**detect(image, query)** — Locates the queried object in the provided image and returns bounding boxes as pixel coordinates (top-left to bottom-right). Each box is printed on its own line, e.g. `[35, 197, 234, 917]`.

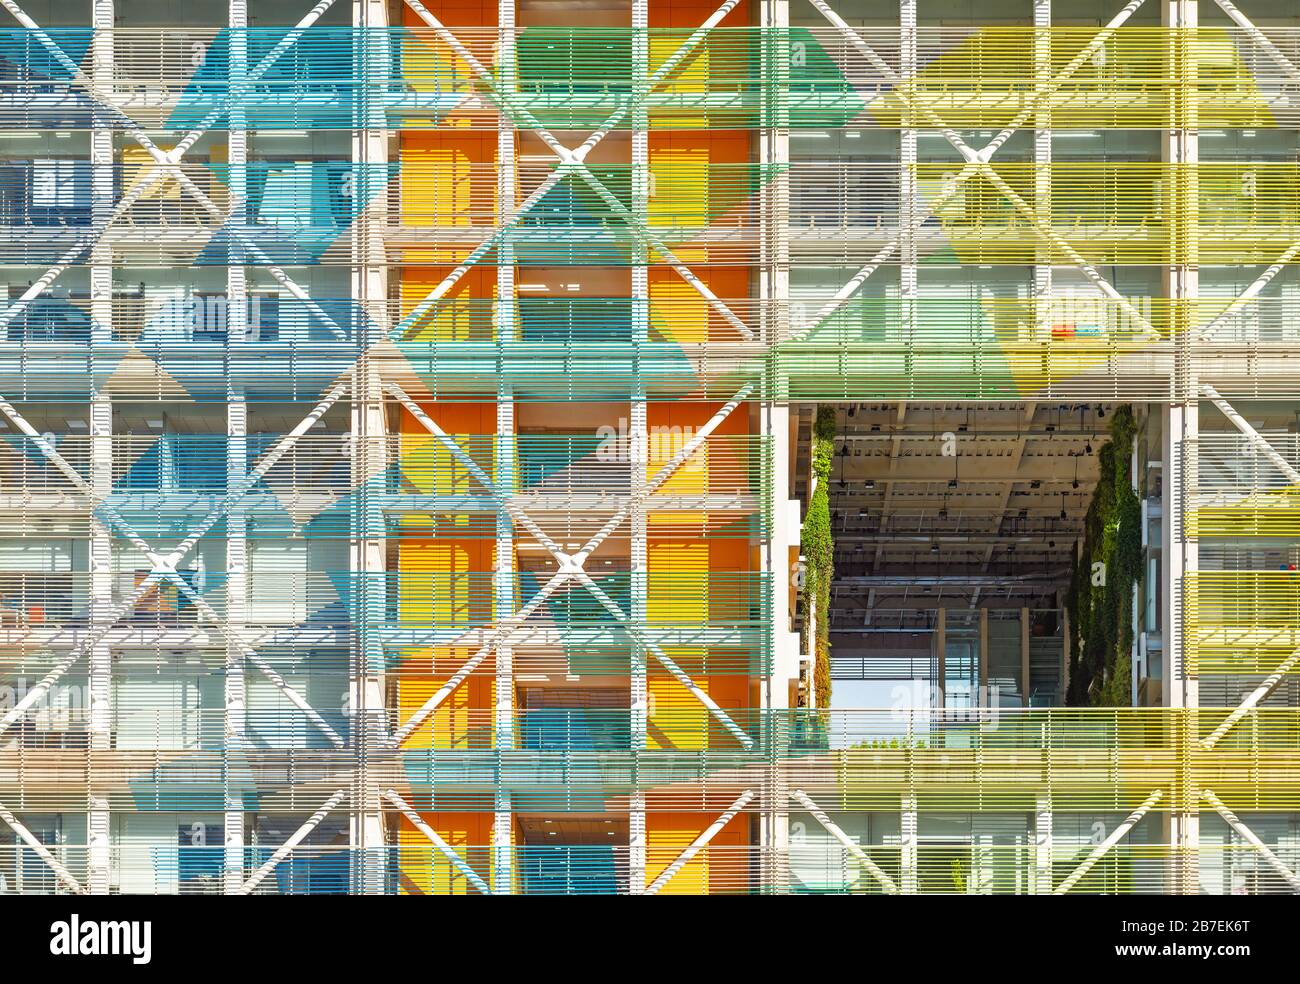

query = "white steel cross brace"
[1201, 385, 1300, 488]
[0, 799, 87, 894]
[383, 789, 494, 894]
[1197, 386, 1300, 749]
[0, 385, 348, 742]
[396, 0, 753, 341]
[237, 789, 348, 895]
[1192, 2, 1300, 342]
[0, 0, 349, 340]
[643, 789, 753, 894]
[1215, 0, 1300, 81]
[791, 788, 899, 894]
[1199, 645, 1300, 751]
[1052, 788, 1163, 894]
[796, 0, 1156, 342]
[384, 380, 755, 748]
[1202, 789, 1300, 893]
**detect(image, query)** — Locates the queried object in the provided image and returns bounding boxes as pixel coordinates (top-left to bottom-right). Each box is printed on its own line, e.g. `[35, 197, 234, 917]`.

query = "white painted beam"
[238, 790, 348, 895]
[644, 790, 754, 895]
[1053, 790, 1163, 894]
[0, 800, 85, 895]
[384, 790, 492, 895]
[1202, 789, 1300, 893]
[791, 789, 899, 894]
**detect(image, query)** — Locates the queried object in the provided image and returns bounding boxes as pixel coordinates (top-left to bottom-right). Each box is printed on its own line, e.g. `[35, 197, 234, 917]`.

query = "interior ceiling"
[518, 816, 628, 845]
[797, 402, 1112, 627]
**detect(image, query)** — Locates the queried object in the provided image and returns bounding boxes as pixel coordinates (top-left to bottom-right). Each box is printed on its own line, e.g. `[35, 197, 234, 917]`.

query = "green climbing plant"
[801, 405, 836, 708]
[1065, 405, 1143, 706]
[951, 858, 968, 894]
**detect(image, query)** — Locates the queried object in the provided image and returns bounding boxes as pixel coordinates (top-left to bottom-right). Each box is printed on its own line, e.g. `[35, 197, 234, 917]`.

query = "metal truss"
[0, 0, 772, 896]
[799, 0, 1158, 343]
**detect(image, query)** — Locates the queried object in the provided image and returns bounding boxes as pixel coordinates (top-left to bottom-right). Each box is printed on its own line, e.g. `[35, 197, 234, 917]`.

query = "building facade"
[0, 0, 1297, 894]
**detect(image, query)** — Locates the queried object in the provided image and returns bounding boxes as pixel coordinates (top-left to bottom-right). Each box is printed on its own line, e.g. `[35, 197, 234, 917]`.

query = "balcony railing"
[5, 27, 1300, 130]
[3, 841, 1292, 895]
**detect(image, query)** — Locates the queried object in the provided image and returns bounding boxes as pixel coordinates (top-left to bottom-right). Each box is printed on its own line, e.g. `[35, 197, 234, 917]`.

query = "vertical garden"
[1065, 405, 1143, 706]
[801, 406, 836, 707]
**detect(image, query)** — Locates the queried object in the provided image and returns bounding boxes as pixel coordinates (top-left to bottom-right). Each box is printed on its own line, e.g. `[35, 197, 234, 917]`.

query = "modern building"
[0, 0, 1297, 895]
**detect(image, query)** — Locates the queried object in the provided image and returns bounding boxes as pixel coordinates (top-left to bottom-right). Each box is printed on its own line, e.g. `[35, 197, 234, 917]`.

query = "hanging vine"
[800, 406, 836, 708]
[1065, 405, 1143, 706]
